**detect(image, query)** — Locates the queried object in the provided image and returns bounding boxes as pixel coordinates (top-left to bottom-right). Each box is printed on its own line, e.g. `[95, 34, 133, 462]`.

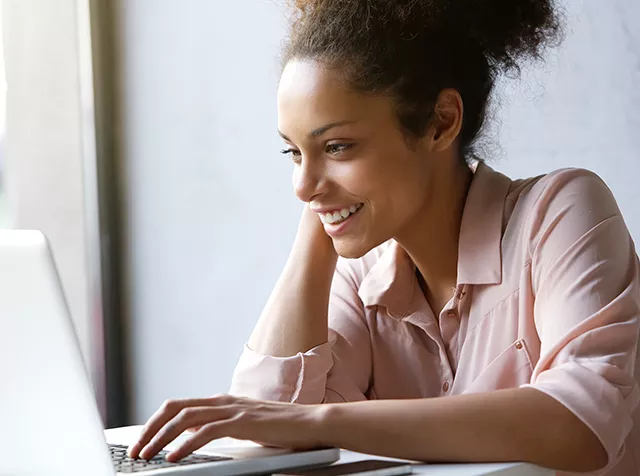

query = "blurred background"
[0, 0, 638, 429]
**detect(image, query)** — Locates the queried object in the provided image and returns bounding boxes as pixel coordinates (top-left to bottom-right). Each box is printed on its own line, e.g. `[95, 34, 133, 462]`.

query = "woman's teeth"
[320, 204, 363, 225]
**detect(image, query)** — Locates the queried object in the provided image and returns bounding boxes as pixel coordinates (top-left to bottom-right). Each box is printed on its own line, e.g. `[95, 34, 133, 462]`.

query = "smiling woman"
[131, 1, 640, 474]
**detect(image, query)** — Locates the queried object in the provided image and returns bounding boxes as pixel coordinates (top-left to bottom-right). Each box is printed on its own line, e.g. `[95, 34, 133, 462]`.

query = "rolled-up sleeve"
[523, 169, 640, 471]
[228, 257, 372, 404]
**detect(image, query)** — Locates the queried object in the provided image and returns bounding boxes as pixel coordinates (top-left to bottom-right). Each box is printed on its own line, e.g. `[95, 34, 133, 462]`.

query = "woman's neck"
[395, 160, 473, 316]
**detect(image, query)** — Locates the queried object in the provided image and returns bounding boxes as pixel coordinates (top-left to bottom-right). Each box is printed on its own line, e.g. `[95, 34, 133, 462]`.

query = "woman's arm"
[128, 387, 605, 472]
[229, 205, 373, 404]
[247, 205, 337, 358]
[318, 387, 607, 473]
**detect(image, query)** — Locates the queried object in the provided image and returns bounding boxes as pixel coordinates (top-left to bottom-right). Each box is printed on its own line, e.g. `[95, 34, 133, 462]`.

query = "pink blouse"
[229, 163, 640, 475]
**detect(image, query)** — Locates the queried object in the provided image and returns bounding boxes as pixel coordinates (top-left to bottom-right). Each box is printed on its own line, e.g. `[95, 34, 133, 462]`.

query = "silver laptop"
[0, 230, 340, 476]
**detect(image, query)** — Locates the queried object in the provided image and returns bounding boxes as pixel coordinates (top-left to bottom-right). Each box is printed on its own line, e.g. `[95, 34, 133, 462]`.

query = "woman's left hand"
[126, 394, 328, 462]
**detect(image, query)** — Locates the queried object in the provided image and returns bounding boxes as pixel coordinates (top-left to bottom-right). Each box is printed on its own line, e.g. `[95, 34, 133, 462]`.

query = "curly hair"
[282, 0, 563, 161]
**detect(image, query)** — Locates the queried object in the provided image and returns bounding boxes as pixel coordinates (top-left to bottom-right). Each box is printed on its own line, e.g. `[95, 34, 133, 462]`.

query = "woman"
[128, 0, 640, 474]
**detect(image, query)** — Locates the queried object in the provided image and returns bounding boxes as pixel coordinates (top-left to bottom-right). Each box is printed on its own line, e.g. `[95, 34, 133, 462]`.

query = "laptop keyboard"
[110, 443, 232, 473]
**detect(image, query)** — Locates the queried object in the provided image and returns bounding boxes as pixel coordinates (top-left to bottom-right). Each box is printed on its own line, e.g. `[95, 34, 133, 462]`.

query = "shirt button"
[515, 341, 523, 350]
[447, 310, 457, 318]
[442, 381, 450, 392]
[457, 291, 466, 300]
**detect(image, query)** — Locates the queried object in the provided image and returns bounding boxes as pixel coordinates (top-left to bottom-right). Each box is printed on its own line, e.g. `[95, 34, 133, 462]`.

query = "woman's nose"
[293, 157, 326, 202]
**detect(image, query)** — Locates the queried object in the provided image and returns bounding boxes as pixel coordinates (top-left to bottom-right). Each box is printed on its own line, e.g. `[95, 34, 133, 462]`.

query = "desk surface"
[105, 427, 553, 476]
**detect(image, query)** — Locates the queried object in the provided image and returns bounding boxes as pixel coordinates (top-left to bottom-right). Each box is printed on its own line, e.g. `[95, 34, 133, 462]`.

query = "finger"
[139, 407, 223, 460]
[165, 420, 234, 462]
[139, 406, 232, 460]
[128, 398, 221, 458]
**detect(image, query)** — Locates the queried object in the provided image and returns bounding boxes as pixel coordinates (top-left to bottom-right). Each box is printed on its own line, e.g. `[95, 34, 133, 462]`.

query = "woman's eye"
[326, 143, 352, 155]
[280, 148, 302, 163]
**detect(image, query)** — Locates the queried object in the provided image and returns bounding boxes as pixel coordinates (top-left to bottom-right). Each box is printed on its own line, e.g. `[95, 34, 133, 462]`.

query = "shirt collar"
[357, 240, 418, 319]
[457, 161, 512, 285]
[358, 162, 512, 318]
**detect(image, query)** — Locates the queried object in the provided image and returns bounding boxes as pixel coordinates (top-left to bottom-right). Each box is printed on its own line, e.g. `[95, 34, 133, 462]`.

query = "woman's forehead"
[277, 60, 394, 137]
[278, 60, 352, 109]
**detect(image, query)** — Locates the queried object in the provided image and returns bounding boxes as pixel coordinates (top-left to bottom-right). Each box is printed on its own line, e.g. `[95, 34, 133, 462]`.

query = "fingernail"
[127, 444, 139, 457]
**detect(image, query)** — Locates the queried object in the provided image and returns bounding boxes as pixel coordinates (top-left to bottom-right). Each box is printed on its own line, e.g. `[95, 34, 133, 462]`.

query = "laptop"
[0, 230, 340, 475]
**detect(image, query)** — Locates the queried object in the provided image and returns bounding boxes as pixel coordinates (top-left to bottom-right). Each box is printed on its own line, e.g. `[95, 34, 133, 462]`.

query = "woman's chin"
[332, 239, 373, 260]
[332, 231, 392, 260]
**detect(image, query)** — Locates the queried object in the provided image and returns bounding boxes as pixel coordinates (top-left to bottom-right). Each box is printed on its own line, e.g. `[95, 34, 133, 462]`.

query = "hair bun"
[444, 0, 563, 71]
[290, 0, 562, 72]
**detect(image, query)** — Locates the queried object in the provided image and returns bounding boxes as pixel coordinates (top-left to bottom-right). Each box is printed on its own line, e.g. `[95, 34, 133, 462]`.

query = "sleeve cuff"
[228, 342, 334, 404]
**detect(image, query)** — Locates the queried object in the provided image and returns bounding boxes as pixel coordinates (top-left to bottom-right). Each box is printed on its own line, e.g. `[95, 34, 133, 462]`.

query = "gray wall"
[116, 0, 640, 423]
[116, 0, 296, 422]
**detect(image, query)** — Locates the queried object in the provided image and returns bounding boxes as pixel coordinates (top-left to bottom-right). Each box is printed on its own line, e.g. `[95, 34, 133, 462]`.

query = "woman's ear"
[427, 88, 464, 152]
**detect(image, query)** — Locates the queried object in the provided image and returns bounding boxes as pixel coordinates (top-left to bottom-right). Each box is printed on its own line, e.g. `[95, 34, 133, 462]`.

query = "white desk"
[105, 427, 553, 476]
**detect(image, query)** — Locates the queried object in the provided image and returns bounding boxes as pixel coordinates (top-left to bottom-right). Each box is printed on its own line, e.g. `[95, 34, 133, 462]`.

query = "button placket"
[455, 284, 467, 302]
[443, 285, 467, 319]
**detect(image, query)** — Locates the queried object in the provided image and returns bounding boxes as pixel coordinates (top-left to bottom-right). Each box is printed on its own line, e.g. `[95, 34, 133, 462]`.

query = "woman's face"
[277, 59, 440, 258]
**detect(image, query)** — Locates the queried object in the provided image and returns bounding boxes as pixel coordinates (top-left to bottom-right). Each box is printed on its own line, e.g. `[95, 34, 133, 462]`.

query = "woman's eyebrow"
[278, 120, 356, 142]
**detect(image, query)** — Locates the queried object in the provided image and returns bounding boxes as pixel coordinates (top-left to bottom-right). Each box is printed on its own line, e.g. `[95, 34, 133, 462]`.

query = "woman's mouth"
[318, 203, 363, 226]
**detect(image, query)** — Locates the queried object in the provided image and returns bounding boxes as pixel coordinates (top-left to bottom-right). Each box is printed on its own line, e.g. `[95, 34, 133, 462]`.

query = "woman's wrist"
[310, 403, 341, 448]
